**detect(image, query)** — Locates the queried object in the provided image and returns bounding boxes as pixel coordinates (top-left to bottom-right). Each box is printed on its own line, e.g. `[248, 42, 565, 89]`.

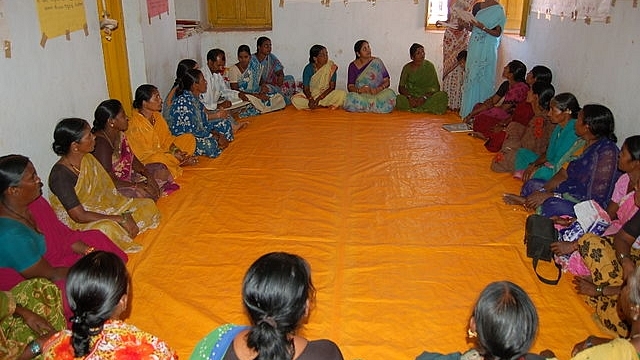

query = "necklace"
[101, 130, 116, 149]
[1, 201, 41, 233]
[64, 159, 81, 175]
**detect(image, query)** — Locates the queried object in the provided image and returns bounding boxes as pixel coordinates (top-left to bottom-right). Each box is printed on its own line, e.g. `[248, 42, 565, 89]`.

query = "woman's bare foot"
[467, 131, 486, 140]
[502, 193, 526, 205]
[232, 121, 249, 133]
[180, 155, 199, 166]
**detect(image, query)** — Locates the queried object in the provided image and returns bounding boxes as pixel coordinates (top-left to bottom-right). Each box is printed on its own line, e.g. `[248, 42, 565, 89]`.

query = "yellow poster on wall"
[35, 0, 88, 47]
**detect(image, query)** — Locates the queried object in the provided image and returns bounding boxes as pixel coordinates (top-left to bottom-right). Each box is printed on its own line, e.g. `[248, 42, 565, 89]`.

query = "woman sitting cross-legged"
[344, 40, 396, 113]
[503, 104, 620, 218]
[49, 118, 161, 254]
[93, 99, 179, 200]
[0, 154, 127, 325]
[291, 44, 346, 110]
[43, 251, 177, 359]
[190, 252, 344, 360]
[395, 43, 448, 115]
[168, 68, 235, 159]
[562, 170, 640, 337]
[1, 279, 65, 360]
[490, 82, 556, 173]
[511, 93, 583, 182]
[416, 281, 541, 360]
[543, 266, 640, 358]
[228, 44, 286, 115]
[128, 84, 198, 180]
[467, 60, 529, 141]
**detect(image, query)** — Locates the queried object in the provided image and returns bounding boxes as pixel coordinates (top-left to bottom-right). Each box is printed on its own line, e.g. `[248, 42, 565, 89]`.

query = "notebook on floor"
[442, 123, 472, 133]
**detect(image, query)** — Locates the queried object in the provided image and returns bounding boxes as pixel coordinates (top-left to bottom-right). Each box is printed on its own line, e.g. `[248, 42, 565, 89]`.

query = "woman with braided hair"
[42, 251, 176, 359]
[190, 252, 344, 360]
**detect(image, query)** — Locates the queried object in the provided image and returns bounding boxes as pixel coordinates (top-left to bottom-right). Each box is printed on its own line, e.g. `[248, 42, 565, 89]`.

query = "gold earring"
[467, 328, 477, 338]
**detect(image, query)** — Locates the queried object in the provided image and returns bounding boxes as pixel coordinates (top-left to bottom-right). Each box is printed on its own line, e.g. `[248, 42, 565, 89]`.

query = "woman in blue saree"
[344, 40, 396, 113]
[505, 104, 620, 217]
[459, 0, 506, 118]
[168, 69, 234, 158]
[228, 44, 286, 115]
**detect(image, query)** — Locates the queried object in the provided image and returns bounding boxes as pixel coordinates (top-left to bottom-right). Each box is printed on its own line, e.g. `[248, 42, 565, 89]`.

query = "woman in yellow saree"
[292, 45, 346, 110]
[49, 118, 160, 254]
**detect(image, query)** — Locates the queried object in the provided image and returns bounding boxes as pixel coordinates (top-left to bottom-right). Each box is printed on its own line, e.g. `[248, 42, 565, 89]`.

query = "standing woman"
[43, 251, 177, 359]
[93, 99, 179, 200]
[344, 40, 396, 113]
[441, 0, 474, 111]
[127, 84, 197, 180]
[49, 118, 161, 254]
[168, 68, 235, 158]
[292, 44, 346, 110]
[459, 0, 506, 119]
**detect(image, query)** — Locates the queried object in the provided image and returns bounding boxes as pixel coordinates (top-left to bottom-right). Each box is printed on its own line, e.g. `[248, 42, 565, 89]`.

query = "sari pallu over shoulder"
[344, 58, 396, 113]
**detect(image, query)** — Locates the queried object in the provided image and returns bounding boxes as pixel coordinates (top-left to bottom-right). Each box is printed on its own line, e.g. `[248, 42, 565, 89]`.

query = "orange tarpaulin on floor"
[126, 108, 608, 360]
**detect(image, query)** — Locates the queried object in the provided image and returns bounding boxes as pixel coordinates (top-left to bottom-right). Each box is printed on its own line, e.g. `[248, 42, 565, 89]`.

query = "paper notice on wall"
[530, 0, 611, 22]
[147, 0, 169, 22]
[35, 0, 88, 47]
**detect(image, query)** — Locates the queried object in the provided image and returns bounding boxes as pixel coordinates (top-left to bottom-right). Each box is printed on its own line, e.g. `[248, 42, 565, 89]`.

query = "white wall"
[500, 3, 640, 142]
[198, 0, 445, 91]
[1, 0, 639, 187]
[0, 0, 109, 182]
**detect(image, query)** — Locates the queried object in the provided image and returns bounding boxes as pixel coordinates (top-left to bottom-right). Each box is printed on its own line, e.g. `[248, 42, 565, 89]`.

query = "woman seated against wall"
[190, 252, 344, 360]
[395, 43, 448, 115]
[253, 36, 298, 105]
[1, 278, 65, 360]
[127, 84, 197, 180]
[556, 266, 640, 358]
[416, 281, 540, 360]
[167, 69, 235, 159]
[549, 141, 640, 337]
[344, 40, 396, 114]
[48, 118, 161, 254]
[292, 44, 346, 110]
[511, 93, 583, 182]
[93, 99, 178, 200]
[228, 44, 286, 115]
[490, 83, 556, 174]
[504, 104, 620, 217]
[43, 251, 177, 359]
[467, 60, 529, 142]
[0, 154, 127, 322]
[163, 59, 199, 120]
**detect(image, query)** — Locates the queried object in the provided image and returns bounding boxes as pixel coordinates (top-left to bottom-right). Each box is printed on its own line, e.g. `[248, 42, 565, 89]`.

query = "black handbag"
[524, 214, 561, 285]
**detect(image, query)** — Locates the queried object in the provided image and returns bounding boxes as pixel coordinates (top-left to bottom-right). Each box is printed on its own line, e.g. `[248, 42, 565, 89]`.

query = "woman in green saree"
[396, 43, 448, 114]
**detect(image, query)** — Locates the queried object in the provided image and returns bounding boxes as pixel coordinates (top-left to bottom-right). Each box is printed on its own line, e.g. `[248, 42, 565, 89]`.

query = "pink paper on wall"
[147, 0, 168, 20]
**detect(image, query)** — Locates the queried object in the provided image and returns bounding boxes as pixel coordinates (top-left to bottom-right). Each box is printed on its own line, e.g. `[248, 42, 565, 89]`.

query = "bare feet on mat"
[502, 193, 526, 205]
[467, 131, 486, 140]
[232, 121, 249, 133]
